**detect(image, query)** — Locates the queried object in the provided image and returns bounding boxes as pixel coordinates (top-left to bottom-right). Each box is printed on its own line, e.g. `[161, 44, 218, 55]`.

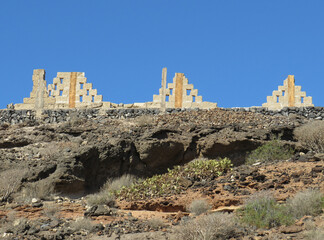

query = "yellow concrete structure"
[151, 68, 217, 109]
[262, 75, 313, 110]
[15, 70, 108, 110]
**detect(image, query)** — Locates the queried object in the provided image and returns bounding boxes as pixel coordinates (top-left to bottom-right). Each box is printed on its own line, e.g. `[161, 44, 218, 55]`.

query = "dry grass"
[294, 121, 324, 153]
[176, 213, 239, 240]
[188, 199, 212, 216]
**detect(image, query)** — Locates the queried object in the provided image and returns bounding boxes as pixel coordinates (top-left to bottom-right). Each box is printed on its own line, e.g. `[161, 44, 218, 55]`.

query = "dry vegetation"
[294, 121, 324, 153]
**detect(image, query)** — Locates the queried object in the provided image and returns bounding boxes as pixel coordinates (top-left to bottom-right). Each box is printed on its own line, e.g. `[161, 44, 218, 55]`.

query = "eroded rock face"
[0, 109, 304, 194]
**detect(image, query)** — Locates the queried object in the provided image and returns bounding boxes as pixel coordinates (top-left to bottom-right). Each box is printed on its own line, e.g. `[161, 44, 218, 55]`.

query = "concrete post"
[175, 73, 184, 108]
[161, 68, 167, 112]
[69, 72, 77, 108]
[288, 75, 295, 107]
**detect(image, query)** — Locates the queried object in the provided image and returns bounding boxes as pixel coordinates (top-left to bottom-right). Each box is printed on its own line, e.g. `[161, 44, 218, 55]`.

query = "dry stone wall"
[1, 107, 324, 125]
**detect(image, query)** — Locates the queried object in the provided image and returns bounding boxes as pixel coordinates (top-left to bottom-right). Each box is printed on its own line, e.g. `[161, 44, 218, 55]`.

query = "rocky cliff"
[0, 109, 304, 195]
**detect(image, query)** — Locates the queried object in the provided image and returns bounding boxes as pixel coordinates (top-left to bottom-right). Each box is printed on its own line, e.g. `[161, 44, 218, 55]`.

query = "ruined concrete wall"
[47, 72, 104, 109]
[262, 75, 313, 110]
[152, 70, 217, 109]
[15, 69, 56, 110]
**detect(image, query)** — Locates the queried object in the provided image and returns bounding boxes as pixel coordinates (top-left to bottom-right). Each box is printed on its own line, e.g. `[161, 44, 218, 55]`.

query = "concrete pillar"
[288, 75, 295, 107]
[161, 68, 167, 111]
[34, 69, 46, 110]
[175, 73, 184, 108]
[69, 72, 77, 108]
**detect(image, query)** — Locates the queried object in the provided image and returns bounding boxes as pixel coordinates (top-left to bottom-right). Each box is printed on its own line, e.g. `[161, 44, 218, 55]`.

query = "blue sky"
[0, 0, 323, 108]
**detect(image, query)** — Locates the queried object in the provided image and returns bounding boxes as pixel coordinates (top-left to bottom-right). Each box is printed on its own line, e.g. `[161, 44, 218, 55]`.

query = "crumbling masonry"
[262, 75, 313, 110]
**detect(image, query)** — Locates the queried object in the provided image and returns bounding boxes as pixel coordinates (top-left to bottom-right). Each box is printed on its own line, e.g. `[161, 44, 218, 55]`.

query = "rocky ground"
[0, 109, 323, 239]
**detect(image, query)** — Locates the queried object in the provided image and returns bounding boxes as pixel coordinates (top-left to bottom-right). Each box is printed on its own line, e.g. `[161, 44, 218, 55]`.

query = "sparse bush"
[294, 121, 324, 153]
[0, 169, 26, 202]
[147, 218, 165, 229]
[135, 115, 154, 127]
[286, 189, 324, 219]
[188, 199, 212, 216]
[43, 203, 61, 219]
[22, 179, 56, 201]
[304, 228, 324, 240]
[246, 140, 294, 165]
[86, 190, 115, 207]
[103, 174, 137, 192]
[115, 158, 232, 200]
[70, 217, 94, 232]
[176, 213, 240, 240]
[239, 191, 293, 228]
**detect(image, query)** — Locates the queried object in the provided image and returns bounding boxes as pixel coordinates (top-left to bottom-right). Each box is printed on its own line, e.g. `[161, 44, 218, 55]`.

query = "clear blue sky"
[1, 0, 323, 108]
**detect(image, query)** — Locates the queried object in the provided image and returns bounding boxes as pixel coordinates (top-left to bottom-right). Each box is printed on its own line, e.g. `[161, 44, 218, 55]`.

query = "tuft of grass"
[239, 191, 293, 229]
[286, 189, 324, 219]
[294, 121, 324, 153]
[188, 199, 212, 216]
[114, 158, 232, 201]
[246, 139, 294, 165]
[176, 213, 240, 240]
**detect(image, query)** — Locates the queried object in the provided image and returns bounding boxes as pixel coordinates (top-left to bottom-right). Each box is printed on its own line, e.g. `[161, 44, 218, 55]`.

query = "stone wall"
[1, 107, 324, 125]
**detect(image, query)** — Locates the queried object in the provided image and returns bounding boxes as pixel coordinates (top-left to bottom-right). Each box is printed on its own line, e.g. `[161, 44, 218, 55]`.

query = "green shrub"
[188, 199, 212, 216]
[114, 158, 232, 200]
[176, 213, 240, 240]
[246, 140, 294, 165]
[286, 189, 324, 219]
[239, 191, 293, 228]
[294, 121, 324, 153]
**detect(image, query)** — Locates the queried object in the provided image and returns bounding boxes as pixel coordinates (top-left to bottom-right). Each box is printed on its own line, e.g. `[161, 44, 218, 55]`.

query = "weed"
[188, 199, 212, 216]
[246, 140, 294, 165]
